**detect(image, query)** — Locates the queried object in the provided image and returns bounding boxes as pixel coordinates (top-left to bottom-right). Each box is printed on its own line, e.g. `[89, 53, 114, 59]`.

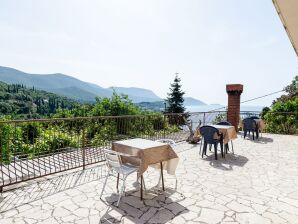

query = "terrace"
[0, 112, 297, 224]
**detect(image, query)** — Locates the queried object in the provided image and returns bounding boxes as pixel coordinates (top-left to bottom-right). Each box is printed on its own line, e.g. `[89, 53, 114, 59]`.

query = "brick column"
[226, 84, 243, 131]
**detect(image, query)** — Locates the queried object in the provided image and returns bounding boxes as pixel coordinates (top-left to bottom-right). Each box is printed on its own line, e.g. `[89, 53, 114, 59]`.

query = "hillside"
[184, 97, 206, 106]
[48, 86, 98, 103]
[109, 87, 161, 102]
[137, 97, 206, 111]
[0, 66, 207, 105]
[0, 81, 78, 119]
[0, 66, 160, 103]
[0, 66, 111, 102]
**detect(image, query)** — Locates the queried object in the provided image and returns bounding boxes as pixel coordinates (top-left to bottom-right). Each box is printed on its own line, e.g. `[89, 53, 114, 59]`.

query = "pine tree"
[166, 74, 185, 113]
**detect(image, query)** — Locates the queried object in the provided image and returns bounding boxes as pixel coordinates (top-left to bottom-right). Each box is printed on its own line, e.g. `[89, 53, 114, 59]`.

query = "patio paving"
[0, 133, 298, 224]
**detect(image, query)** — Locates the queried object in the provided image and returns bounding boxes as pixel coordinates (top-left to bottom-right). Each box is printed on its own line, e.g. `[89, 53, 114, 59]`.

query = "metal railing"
[1, 111, 296, 191]
[0, 113, 196, 191]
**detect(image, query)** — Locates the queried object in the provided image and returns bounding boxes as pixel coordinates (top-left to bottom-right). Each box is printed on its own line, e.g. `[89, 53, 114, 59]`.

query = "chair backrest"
[104, 150, 122, 169]
[248, 116, 259, 120]
[216, 121, 232, 126]
[243, 118, 257, 131]
[199, 126, 221, 144]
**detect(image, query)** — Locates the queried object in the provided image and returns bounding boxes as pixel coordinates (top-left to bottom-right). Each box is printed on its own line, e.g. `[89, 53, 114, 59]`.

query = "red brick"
[226, 84, 243, 131]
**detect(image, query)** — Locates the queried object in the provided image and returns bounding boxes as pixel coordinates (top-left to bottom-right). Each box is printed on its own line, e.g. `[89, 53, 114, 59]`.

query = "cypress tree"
[166, 74, 185, 113]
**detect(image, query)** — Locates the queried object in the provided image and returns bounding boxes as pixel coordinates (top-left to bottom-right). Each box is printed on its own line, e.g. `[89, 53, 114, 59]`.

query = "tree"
[263, 76, 298, 134]
[91, 91, 141, 116]
[166, 74, 185, 113]
[273, 76, 297, 104]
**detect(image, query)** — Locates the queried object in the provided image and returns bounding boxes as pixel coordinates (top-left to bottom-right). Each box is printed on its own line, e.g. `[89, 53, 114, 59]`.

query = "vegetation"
[0, 81, 78, 119]
[0, 89, 183, 164]
[137, 101, 164, 112]
[263, 76, 298, 134]
[166, 74, 185, 113]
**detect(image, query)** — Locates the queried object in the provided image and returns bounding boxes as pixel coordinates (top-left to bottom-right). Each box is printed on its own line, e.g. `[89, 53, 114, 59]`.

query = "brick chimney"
[226, 84, 243, 131]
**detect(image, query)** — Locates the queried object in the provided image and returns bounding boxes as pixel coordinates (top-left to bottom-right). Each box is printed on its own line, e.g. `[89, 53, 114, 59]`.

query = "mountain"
[137, 97, 206, 112]
[48, 86, 98, 102]
[109, 87, 161, 103]
[0, 66, 206, 104]
[0, 66, 163, 103]
[184, 97, 206, 106]
[0, 66, 110, 102]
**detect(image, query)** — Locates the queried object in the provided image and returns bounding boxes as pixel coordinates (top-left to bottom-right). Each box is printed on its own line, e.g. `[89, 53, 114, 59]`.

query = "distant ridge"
[0, 66, 110, 102]
[109, 87, 162, 103]
[184, 97, 206, 106]
[0, 66, 207, 105]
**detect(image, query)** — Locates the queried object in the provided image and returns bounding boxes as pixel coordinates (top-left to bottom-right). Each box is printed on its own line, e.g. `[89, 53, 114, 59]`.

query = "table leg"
[140, 175, 143, 200]
[116, 173, 119, 193]
[160, 162, 165, 191]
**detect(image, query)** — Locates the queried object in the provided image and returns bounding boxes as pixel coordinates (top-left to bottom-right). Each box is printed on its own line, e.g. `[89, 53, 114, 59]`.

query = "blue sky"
[0, 0, 297, 106]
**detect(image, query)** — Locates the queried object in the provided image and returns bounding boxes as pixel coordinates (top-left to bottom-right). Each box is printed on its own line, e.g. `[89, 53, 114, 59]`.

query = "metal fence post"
[82, 124, 86, 170]
[163, 114, 166, 139]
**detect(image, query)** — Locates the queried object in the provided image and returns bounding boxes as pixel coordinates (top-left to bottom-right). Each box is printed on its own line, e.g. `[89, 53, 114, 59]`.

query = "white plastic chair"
[155, 139, 176, 145]
[100, 149, 141, 206]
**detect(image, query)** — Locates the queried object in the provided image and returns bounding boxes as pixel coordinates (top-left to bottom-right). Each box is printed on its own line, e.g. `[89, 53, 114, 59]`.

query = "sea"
[184, 105, 264, 126]
[186, 105, 264, 112]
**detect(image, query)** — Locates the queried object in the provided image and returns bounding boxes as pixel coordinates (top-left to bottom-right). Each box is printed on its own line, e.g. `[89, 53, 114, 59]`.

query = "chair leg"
[199, 138, 203, 154]
[202, 142, 207, 158]
[225, 143, 228, 154]
[214, 143, 218, 160]
[116, 175, 127, 207]
[116, 173, 120, 193]
[100, 170, 110, 199]
[142, 176, 146, 191]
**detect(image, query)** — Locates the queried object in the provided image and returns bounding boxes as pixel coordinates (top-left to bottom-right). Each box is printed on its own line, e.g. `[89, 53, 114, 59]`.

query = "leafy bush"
[91, 92, 141, 116]
[264, 99, 298, 134]
[262, 77, 298, 135]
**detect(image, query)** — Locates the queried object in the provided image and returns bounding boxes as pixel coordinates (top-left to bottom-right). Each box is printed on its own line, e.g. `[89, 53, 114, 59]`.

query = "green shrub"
[264, 99, 298, 134]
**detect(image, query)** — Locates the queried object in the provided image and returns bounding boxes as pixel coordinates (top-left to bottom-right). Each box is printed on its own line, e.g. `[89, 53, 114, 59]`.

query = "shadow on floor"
[204, 153, 249, 171]
[100, 187, 188, 224]
[247, 136, 274, 144]
[0, 164, 106, 212]
[239, 132, 274, 144]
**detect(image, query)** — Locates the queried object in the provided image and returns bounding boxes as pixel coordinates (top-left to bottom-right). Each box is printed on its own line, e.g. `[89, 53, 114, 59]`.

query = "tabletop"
[239, 119, 265, 131]
[112, 138, 179, 176]
[210, 125, 237, 144]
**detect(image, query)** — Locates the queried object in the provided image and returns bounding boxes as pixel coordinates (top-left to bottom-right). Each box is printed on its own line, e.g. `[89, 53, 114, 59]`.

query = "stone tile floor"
[0, 133, 298, 224]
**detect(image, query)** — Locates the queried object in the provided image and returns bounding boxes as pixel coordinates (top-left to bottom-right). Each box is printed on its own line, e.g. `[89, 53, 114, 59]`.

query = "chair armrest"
[155, 139, 176, 145]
